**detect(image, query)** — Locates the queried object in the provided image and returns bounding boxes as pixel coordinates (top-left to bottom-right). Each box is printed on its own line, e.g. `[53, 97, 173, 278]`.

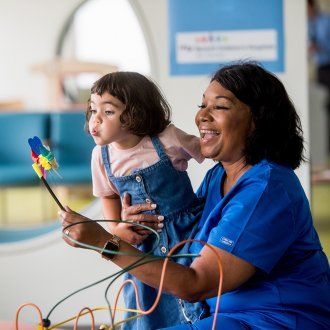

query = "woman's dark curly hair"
[85, 71, 171, 136]
[211, 62, 305, 169]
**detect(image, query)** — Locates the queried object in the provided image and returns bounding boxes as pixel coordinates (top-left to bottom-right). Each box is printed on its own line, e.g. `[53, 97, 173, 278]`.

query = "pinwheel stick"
[32, 163, 65, 211]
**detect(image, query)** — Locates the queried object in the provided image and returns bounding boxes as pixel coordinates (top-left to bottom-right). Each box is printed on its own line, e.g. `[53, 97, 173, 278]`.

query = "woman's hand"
[120, 193, 164, 244]
[59, 206, 109, 250]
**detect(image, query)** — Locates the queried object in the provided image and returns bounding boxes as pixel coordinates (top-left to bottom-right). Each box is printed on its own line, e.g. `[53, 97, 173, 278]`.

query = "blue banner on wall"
[168, 0, 284, 76]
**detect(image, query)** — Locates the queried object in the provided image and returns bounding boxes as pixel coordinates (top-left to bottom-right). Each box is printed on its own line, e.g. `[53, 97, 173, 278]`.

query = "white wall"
[0, 0, 310, 325]
[0, 0, 81, 108]
[281, 0, 310, 194]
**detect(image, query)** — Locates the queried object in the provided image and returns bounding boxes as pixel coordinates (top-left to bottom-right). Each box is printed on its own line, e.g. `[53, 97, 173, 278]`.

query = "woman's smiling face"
[195, 80, 254, 163]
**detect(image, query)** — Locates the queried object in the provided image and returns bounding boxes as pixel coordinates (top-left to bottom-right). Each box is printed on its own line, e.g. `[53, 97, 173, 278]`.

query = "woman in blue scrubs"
[60, 62, 330, 329]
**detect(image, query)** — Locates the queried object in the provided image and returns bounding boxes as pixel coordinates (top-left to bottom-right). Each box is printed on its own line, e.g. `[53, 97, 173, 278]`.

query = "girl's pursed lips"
[91, 129, 99, 136]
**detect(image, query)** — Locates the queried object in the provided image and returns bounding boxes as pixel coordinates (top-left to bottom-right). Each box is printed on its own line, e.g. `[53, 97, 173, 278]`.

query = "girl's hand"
[59, 206, 109, 250]
[114, 221, 149, 245]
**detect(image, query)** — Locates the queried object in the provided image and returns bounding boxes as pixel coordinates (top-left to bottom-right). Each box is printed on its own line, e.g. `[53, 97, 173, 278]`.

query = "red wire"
[14, 241, 223, 329]
[113, 239, 223, 330]
[73, 307, 95, 330]
[15, 303, 43, 330]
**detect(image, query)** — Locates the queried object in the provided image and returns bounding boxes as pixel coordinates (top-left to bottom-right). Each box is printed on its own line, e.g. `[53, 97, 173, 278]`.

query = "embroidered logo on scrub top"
[220, 236, 234, 246]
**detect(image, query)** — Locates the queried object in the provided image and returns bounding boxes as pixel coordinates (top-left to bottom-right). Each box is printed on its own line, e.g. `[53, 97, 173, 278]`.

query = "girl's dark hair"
[211, 62, 305, 169]
[86, 72, 171, 136]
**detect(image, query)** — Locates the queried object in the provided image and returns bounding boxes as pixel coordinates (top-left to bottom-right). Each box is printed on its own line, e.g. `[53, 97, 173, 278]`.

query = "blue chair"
[50, 112, 94, 184]
[0, 113, 50, 186]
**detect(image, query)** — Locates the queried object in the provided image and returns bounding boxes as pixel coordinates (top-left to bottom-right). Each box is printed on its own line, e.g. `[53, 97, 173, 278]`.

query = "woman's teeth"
[200, 129, 220, 138]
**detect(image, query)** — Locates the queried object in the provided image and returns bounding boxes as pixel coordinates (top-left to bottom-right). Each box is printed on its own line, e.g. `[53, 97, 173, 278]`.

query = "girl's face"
[195, 81, 253, 164]
[88, 92, 139, 148]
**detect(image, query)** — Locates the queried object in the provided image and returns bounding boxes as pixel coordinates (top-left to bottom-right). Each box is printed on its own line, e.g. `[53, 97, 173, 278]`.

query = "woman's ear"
[249, 110, 256, 133]
[250, 119, 256, 132]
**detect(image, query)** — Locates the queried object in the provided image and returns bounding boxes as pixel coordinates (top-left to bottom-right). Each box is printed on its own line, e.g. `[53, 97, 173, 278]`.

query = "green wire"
[47, 219, 158, 319]
[63, 219, 160, 256]
[46, 219, 199, 325]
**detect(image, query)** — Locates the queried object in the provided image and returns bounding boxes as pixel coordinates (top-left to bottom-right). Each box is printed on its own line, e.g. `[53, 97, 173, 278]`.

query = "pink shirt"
[91, 124, 203, 197]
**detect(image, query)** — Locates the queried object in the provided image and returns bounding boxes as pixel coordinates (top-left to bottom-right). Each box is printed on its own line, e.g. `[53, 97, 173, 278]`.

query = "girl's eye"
[105, 110, 114, 115]
[197, 104, 206, 109]
[89, 109, 97, 114]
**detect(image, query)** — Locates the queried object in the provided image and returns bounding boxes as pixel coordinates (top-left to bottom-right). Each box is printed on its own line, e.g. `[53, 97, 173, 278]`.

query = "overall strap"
[150, 136, 168, 160]
[101, 145, 113, 176]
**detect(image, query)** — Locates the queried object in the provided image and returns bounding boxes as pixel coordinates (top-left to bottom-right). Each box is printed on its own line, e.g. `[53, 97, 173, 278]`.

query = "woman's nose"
[197, 107, 211, 122]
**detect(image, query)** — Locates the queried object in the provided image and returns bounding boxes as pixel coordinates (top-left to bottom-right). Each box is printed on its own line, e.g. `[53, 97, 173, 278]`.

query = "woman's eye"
[105, 110, 114, 115]
[89, 109, 97, 114]
[197, 104, 206, 109]
[215, 106, 229, 110]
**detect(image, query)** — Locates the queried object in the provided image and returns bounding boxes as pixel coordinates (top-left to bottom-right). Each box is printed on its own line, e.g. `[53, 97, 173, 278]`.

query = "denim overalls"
[101, 136, 209, 329]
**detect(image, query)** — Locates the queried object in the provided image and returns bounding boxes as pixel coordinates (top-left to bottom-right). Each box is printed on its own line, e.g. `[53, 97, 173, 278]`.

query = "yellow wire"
[112, 313, 143, 329]
[48, 306, 142, 329]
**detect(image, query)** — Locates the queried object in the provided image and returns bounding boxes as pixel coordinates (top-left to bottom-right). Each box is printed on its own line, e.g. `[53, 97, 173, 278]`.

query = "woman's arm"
[60, 196, 255, 302]
[117, 193, 255, 300]
[105, 234, 255, 302]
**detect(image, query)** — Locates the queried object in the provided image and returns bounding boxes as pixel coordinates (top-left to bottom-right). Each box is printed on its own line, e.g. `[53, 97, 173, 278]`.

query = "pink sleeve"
[168, 125, 204, 163]
[91, 146, 119, 197]
[158, 125, 204, 171]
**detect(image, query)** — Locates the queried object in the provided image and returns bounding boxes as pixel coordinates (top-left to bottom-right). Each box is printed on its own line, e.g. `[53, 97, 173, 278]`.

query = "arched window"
[60, 0, 152, 98]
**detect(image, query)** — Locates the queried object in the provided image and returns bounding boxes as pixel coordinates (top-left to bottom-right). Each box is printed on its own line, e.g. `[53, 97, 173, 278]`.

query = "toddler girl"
[86, 72, 208, 329]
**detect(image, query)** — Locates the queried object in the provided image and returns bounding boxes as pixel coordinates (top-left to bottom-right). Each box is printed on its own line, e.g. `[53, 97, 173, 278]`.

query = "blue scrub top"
[190, 160, 330, 329]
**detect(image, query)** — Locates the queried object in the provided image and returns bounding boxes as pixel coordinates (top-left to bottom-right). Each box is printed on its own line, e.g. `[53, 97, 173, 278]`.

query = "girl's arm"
[101, 195, 122, 233]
